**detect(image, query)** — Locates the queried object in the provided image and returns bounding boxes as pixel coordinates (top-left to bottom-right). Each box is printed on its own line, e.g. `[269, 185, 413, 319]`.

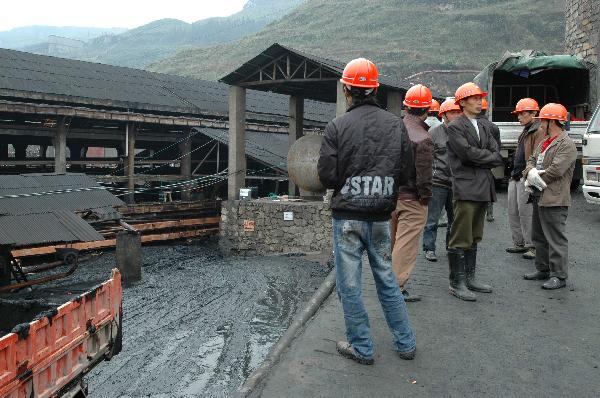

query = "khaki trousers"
[448, 200, 487, 250]
[390, 199, 428, 288]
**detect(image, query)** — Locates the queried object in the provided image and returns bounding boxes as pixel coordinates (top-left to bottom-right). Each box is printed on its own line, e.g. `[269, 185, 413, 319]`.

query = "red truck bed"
[0, 269, 122, 398]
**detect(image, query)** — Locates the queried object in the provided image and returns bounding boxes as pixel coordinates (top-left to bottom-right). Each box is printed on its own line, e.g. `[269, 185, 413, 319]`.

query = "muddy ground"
[2, 239, 331, 397]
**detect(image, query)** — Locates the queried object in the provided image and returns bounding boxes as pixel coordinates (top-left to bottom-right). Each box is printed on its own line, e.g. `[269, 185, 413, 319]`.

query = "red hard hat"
[403, 84, 433, 108]
[429, 99, 441, 113]
[534, 103, 568, 122]
[340, 58, 380, 88]
[438, 98, 461, 117]
[482, 98, 488, 110]
[454, 82, 487, 104]
[512, 98, 540, 114]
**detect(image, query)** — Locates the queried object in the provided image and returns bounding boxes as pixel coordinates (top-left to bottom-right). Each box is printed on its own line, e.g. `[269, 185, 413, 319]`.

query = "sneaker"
[522, 248, 536, 260]
[336, 341, 374, 365]
[398, 347, 416, 360]
[506, 245, 528, 253]
[401, 289, 421, 302]
[425, 250, 437, 262]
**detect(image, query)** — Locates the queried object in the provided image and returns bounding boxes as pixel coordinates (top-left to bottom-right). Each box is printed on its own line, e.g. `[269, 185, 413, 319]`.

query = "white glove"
[526, 168, 547, 191]
[523, 179, 534, 194]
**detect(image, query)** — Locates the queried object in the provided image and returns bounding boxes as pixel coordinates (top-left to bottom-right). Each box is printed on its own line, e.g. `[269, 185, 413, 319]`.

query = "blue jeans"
[423, 185, 454, 252]
[332, 218, 416, 359]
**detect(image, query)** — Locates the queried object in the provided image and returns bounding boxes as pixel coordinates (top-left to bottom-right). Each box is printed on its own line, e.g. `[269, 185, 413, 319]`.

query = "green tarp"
[496, 51, 588, 73]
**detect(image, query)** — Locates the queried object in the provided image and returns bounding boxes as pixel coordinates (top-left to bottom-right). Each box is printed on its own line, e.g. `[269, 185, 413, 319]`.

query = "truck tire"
[570, 178, 581, 192]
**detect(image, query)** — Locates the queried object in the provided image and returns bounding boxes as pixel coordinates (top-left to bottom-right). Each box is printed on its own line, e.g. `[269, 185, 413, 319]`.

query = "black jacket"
[511, 121, 540, 180]
[447, 115, 504, 202]
[318, 101, 413, 221]
[429, 123, 452, 187]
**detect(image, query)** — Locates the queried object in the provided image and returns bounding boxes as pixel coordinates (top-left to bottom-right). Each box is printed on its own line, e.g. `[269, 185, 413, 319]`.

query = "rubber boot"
[447, 250, 476, 301]
[464, 245, 492, 293]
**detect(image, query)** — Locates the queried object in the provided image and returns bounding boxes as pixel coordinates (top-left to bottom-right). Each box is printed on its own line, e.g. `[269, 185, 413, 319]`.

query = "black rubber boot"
[447, 250, 476, 301]
[464, 246, 492, 293]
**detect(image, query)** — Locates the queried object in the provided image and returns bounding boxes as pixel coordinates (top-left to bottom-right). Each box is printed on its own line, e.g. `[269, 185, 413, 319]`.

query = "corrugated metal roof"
[0, 212, 103, 246]
[197, 128, 289, 173]
[0, 48, 335, 125]
[0, 173, 123, 246]
[0, 173, 124, 217]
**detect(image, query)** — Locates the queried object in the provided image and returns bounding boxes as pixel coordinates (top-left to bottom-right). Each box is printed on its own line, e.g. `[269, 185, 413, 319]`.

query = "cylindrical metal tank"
[287, 135, 325, 194]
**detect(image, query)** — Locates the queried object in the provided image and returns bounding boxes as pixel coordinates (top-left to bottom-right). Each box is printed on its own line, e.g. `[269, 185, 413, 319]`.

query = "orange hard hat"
[438, 98, 461, 117]
[482, 98, 488, 110]
[340, 58, 380, 88]
[403, 84, 433, 108]
[429, 99, 441, 113]
[512, 98, 540, 114]
[454, 82, 487, 104]
[534, 103, 568, 122]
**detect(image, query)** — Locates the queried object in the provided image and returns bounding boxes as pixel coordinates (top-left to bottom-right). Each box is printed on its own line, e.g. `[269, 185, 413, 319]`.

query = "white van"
[582, 105, 600, 204]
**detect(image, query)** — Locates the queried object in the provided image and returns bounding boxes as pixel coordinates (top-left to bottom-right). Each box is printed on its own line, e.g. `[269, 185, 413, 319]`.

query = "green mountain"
[0, 26, 126, 49]
[66, 0, 305, 68]
[148, 0, 566, 95]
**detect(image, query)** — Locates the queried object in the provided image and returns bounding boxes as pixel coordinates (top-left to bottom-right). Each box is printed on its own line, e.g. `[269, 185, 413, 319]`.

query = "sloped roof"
[0, 48, 335, 125]
[0, 173, 124, 246]
[220, 43, 407, 103]
[197, 128, 289, 173]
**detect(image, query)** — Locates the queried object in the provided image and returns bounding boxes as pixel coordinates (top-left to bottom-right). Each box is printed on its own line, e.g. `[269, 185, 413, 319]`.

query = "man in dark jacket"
[446, 82, 504, 301]
[422, 98, 462, 262]
[390, 84, 433, 302]
[318, 58, 416, 365]
[506, 98, 542, 260]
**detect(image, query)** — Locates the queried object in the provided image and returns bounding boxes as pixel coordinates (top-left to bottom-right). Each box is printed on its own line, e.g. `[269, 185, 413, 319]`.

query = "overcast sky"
[0, 0, 249, 31]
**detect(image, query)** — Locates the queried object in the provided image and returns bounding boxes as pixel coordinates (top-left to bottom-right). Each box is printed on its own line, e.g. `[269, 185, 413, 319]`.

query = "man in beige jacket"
[523, 103, 577, 290]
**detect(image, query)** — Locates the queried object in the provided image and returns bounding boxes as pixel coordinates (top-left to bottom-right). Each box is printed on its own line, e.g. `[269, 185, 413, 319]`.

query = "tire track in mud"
[81, 241, 328, 397]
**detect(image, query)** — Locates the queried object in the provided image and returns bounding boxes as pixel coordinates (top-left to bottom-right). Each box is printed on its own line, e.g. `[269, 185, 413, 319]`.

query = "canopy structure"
[220, 43, 409, 197]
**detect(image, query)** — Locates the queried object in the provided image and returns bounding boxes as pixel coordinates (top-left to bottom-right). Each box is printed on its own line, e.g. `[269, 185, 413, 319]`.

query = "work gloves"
[524, 168, 547, 191]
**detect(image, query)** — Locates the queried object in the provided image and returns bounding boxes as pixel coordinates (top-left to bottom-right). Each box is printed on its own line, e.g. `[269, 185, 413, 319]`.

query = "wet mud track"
[78, 240, 330, 397]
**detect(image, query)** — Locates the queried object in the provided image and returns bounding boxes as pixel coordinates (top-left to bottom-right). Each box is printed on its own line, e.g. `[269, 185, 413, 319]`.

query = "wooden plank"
[11, 228, 219, 258]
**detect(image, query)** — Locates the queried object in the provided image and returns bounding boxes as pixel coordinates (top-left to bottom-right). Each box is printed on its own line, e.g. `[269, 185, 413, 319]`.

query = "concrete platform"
[255, 192, 600, 397]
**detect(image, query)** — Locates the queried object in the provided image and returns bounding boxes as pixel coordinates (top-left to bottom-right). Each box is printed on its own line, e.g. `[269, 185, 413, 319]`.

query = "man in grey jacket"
[422, 98, 462, 262]
[446, 83, 504, 301]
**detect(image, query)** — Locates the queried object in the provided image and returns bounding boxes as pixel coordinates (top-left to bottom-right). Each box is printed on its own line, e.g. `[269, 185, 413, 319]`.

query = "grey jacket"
[429, 123, 452, 187]
[447, 115, 504, 202]
[398, 114, 433, 201]
[523, 131, 577, 207]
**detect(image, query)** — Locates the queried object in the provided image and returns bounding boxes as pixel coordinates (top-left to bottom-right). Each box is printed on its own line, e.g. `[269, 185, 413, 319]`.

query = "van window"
[590, 108, 600, 133]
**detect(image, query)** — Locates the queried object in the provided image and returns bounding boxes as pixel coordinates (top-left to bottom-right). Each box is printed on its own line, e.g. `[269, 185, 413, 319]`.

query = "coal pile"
[83, 239, 330, 397]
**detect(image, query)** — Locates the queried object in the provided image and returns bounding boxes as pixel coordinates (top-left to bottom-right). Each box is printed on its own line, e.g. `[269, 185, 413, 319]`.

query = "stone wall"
[220, 200, 332, 256]
[565, 0, 599, 61]
[566, 0, 600, 110]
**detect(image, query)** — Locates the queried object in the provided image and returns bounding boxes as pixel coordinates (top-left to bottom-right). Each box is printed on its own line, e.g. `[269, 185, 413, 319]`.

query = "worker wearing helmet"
[426, 98, 443, 128]
[422, 98, 462, 262]
[523, 103, 577, 290]
[477, 98, 501, 223]
[446, 82, 504, 301]
[506, 98, 543, 260]
[318, 58, 416, 365]
[390, 84, 434, 302]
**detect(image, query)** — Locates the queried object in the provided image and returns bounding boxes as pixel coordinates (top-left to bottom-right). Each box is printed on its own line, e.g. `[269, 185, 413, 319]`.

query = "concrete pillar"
[179, 134, 192, 201]
[288, 95, 304, 196]
[13, 144, 27, 160]
[228, 85, 246, 200]
[54, 117, 67, 174]
[0, 144, 8, 160]
[125, 122, 137, 204]
[336, 81, 347, 116]
[387, 91, 403, 117]
[116, 231, 142, 286]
